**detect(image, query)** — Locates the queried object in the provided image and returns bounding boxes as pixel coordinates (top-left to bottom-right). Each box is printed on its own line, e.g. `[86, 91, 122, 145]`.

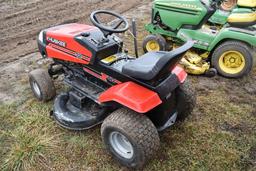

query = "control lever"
[124, 49, 129, 61]
[132, 19, 139, 58]
[98, 37, 109, 47]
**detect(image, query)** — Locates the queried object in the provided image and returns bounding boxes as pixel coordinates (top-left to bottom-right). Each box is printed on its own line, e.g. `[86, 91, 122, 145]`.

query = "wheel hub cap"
[219, 51, 245, 74]
[109, 131, 134, 159]
[146, 40, 160, 51]
[32, 81, 41, 97]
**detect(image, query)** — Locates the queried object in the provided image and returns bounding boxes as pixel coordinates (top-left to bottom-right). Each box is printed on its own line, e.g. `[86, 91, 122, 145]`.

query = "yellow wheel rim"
[146, 40, 160, 52]
[218, 51, 245, 74]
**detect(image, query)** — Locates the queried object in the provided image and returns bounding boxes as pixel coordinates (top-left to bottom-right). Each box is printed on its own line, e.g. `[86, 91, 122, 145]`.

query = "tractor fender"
[99, 82, 162, 113]
[208, 27, 256, 51]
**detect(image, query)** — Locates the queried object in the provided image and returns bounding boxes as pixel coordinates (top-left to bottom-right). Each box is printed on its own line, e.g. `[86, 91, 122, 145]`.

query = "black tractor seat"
[122, 40, 194, 81]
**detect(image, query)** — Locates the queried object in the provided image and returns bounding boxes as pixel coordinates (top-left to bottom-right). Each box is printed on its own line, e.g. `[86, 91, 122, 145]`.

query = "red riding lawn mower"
[29, 10, 196, 168]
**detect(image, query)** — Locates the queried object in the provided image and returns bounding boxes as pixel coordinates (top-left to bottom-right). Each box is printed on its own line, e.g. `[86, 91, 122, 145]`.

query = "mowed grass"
[1, 18, 256, 170]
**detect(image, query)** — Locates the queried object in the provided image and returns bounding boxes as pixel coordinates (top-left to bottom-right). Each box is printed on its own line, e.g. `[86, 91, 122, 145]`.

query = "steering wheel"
[90, 10, 129, 35]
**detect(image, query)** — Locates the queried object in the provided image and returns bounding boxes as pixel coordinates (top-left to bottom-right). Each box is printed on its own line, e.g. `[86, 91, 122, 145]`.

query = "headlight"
[38, 31, 44, 42]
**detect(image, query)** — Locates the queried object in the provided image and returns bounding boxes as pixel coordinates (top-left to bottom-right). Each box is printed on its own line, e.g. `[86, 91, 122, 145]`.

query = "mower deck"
[53, 92, 109, 130]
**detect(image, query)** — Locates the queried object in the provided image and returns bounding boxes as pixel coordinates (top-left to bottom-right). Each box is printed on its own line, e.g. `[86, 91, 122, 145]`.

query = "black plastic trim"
[75, 32, 122, 65]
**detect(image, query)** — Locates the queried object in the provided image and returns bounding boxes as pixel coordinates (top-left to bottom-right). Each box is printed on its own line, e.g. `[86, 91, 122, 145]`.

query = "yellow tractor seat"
[237, 0, 256, 8]
[227, 12, 256, 27]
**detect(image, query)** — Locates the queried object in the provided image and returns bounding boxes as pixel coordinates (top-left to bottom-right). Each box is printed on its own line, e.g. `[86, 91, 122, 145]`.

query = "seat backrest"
[154, 40, 194, 80]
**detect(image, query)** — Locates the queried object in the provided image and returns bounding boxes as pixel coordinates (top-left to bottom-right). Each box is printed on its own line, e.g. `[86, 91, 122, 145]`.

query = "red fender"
[99, 82, 162, 113]
[172, 65, 187, 83]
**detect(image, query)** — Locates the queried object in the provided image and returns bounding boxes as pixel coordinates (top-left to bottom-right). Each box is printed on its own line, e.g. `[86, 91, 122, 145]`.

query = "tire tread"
[101, 108, 160, 168]
[212, 41, 253, 78]
[29, 69, 56, 101]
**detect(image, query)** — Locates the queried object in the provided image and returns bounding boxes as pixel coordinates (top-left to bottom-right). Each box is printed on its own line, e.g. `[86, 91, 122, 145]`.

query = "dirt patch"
[0, 0, 142, 65]
[0, 52, 48, 104]
[219, 121, 254, 134]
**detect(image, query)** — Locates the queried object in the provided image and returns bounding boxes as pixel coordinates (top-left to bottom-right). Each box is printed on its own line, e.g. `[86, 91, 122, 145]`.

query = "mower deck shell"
[53, 93, 109, 130]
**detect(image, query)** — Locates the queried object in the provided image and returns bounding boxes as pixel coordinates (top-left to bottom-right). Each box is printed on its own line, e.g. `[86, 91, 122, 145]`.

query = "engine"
[37, 23, 123, 65]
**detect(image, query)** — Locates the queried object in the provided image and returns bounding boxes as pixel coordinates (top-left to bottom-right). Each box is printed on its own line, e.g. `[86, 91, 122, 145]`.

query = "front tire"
[176, 80, 196, 121]
[101, 108, 160, 169]
[29, 69, 56, 102]
[142, 34, 168, 53]
[211, 41, 253, 78]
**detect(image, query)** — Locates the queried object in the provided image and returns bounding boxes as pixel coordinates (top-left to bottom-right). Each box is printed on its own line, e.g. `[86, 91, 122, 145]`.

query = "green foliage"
[0, 101, 60, 171]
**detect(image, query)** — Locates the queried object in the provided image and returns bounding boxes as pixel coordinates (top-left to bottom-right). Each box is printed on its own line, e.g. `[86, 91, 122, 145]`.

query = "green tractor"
[143, 0, 256, 78]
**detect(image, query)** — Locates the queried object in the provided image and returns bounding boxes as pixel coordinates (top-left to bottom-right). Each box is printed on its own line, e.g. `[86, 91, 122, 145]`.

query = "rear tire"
[101, 108, 160, 169]
[176, 79, 196, 121]
[29, 69, 56, 102]
[211, 41, 253, 78]
[142, 34, 167, 53]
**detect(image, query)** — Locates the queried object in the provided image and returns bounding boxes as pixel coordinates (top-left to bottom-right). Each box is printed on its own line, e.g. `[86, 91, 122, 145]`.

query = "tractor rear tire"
[29, 68, 56, 102]
[176, 79, 196, 121]
[211, 41, 253, 78]
[142, 34, 167, 53]
[101, 108, 160, 169]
